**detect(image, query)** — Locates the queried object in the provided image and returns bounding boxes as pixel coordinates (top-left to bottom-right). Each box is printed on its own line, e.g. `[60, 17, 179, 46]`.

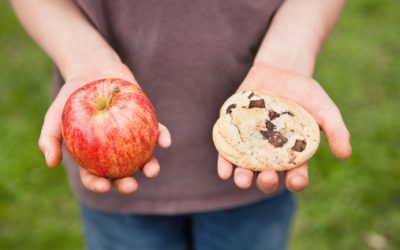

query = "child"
[12, 0, 351, 249]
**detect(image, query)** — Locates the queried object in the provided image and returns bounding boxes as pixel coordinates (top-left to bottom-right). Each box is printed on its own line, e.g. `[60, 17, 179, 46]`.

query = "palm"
[218, 64, 351, 192]
[38, 63, 171, 194]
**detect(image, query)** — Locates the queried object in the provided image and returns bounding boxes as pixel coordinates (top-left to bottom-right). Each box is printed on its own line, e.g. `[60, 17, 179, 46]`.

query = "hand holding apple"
[38, 63, 171, 193]
[62, 78, 159, 178]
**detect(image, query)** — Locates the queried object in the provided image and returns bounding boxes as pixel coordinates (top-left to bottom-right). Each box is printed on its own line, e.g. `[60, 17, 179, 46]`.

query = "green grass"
[0, 2, 82, 249]
[291, 0, 400, 249]
[0, 0, 399, 249]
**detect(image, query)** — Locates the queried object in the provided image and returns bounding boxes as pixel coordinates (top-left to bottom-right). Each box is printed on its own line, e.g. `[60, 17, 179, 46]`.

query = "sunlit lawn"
[0, 0, 399, 249]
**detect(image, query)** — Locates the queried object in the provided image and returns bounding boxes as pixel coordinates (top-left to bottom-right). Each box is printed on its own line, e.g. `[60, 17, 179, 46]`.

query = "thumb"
[318, 104, 352, 160]
[38, 103, 63, 168]
[157, 123, 172, 148]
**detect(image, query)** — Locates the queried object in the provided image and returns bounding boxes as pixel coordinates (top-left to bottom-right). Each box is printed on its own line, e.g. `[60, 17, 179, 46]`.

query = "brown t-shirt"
[56, 0, 285, 214]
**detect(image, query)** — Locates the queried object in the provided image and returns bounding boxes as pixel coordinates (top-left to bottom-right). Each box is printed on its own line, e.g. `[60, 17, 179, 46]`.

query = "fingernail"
[148, 164, 158, 175]
[44, 151, 49, 162]
[236, 176, 250, 188]
[123, 181, 134, 191]
[219, 171, 229, 180]
[290, 174, 308, 191]
[96, 183, 105, 192]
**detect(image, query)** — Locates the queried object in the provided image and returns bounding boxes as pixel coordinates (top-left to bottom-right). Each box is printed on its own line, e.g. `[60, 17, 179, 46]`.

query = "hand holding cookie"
[215, 64, 352, 193]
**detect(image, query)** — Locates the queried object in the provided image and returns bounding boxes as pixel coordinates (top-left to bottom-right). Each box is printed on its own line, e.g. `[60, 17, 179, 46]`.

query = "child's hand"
[217, 63, 351, 193]
[38, 63, 171, 194]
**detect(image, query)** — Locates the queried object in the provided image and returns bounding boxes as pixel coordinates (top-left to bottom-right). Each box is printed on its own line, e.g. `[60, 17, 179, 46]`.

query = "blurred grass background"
[0, 0, 399, 249]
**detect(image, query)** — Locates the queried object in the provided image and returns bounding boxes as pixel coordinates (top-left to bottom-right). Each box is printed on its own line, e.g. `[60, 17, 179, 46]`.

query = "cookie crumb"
[248, 92, 255, 99]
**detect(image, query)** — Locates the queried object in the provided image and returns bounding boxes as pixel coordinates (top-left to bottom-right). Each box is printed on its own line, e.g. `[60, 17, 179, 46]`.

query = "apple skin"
[61, 78, 158, 178]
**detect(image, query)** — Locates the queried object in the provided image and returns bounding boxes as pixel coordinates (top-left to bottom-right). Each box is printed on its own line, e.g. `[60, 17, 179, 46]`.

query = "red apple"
[61, 78, 158, 178]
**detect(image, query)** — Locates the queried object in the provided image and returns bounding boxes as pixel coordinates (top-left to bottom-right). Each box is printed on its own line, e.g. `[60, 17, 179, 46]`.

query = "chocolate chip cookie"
[213, 90, 320, 171]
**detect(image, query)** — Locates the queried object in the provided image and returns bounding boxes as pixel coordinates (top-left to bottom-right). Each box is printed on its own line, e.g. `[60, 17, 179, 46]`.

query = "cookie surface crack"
[230, 116, 245, 143]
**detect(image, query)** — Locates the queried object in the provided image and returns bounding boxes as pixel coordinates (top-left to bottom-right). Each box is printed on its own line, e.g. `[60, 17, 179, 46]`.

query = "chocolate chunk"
[281, 111, 294, 116]
[260, 130, 288, 147]
[248, 92, 255, 99]
[249, 99, 265, 108]
[268, 110, 280, 120]
[292, 139, 307, 152]
[260, 130, 274, 140]
[226, 104, 237, 114]
[265, 120, 276, 131]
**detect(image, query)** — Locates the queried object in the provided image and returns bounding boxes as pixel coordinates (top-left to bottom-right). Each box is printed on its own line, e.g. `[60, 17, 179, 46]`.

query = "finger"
[142, 157, 160, 178]
[80, 168, 112, 193]
[312, 93, 352, 159]
[320, 109, 352, 159]
[285, 163, 309, 192]
[217, 155, 233, 180]
[114, 177, 139, 194]
[256, 170, 279, 193]
[38, 104, 63, 168]
[234, 168, 254, 189]
[157, 123, 172, 148]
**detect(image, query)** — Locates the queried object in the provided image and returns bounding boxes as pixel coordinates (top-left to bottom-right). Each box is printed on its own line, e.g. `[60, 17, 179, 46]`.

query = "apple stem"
[95, 86, 121, 111]
[106, 86, 121, 107]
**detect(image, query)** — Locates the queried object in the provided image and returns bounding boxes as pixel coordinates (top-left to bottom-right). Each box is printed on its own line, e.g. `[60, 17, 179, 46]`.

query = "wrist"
[58, 48, 122, 81]
[60, 59, 137, 90]
[254, 41, 318, 77]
